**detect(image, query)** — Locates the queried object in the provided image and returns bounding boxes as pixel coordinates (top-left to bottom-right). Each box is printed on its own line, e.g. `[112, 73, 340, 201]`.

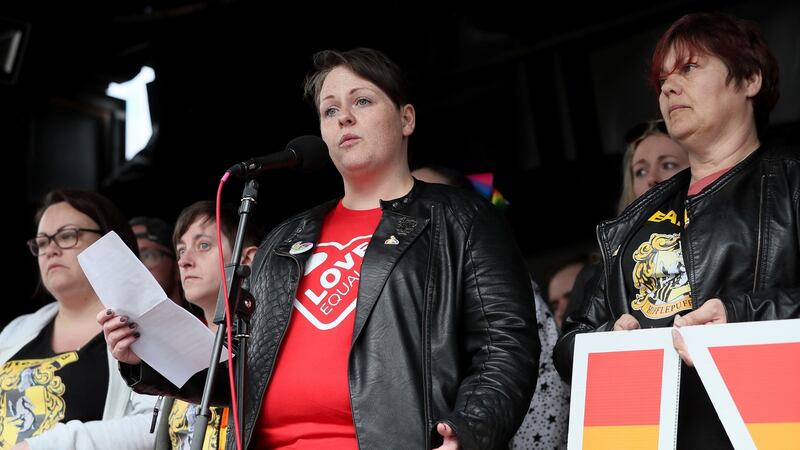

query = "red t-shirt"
[257, 201, 382, 449]
[687, 167, 731, 196]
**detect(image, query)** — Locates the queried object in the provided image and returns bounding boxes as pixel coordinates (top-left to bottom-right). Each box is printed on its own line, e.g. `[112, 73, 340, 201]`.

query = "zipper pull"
[150, 395, 164, 433]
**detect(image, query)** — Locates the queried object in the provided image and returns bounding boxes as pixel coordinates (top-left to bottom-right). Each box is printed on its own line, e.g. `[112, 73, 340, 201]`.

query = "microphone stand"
[191, 179, 258, 450]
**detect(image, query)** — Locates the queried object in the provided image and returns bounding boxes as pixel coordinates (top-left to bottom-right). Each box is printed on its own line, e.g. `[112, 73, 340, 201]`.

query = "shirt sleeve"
[24, 412, 155, 450]
[25, 385, 157, 450]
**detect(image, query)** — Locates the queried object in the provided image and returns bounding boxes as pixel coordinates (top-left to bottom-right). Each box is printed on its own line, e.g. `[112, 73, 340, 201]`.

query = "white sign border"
[568, 327, 681, 450]
[678, 318, 800, 450]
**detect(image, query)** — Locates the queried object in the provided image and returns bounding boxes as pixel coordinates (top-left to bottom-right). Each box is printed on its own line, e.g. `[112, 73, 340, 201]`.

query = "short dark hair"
[303, 48, 411, 113]
[35, 189, 137, 256]
[172, 201, 261, 251]
[650, 12, 780, 134]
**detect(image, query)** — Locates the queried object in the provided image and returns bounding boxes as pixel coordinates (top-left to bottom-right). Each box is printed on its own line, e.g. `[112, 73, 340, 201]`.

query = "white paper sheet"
[78, 231, 227, 387]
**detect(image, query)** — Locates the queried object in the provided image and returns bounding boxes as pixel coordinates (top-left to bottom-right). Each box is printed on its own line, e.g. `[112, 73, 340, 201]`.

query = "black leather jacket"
[554, 143, 800, 380]
[126, 180, 539, 450]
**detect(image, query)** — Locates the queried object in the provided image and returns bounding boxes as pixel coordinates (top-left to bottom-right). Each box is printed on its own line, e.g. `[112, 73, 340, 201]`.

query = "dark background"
[1, 0, 798, 326]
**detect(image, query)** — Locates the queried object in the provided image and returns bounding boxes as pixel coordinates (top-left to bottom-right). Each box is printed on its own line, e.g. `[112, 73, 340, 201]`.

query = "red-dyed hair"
[649, 12, 780, 134]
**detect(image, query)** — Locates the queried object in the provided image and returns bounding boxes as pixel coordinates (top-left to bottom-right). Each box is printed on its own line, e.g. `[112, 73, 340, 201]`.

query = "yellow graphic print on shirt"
[630, 233, 693, 319]
[0, 353, 78, 448]
[168, 399, 227, 450]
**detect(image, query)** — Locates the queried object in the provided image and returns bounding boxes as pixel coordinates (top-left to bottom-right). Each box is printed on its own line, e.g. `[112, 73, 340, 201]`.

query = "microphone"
[227, 135, 329, 178]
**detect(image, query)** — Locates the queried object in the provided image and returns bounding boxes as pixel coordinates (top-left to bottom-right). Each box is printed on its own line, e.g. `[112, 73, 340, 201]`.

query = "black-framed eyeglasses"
[139, 247, 175, 268]
[27, 228, 103, 256]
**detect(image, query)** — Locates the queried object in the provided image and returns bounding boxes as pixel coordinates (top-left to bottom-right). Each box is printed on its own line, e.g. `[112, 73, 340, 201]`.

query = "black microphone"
[227, 135, 329, 178]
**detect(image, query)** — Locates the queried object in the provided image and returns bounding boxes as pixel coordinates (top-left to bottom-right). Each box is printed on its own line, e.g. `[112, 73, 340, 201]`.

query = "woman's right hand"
[97, 309, 142, 364]
[612, 313, 641, 331]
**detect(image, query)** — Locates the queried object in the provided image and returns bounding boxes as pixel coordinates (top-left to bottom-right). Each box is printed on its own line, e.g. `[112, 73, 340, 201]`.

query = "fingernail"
[106, 309, 113, 315]
[128, 322, 137, 329]
[133, 332, 140, 338]
[119, 316, 128, 323]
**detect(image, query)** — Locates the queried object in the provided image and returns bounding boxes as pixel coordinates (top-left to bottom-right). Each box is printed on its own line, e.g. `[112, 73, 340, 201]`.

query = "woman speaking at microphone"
[101, 48, 540, 450]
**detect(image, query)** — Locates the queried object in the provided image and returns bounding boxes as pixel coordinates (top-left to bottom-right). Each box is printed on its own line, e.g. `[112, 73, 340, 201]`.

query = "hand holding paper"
[613, 313, 641, 331]
[78, 232, 227, 387]
[672, 298, 728, 366]
[97, 309, 142, 365]
[673, 298, 727, 327]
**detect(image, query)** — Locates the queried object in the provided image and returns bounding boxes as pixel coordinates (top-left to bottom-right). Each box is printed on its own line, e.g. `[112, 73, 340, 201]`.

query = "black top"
[1, 319, 108, 445]
[621, 192, 693, 328]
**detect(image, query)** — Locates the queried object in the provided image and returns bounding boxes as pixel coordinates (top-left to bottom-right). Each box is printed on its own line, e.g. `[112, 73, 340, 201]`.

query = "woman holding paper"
[0, 189, 156, 450]
[143, 200, 262, 450]
[555, 12, 800, 448]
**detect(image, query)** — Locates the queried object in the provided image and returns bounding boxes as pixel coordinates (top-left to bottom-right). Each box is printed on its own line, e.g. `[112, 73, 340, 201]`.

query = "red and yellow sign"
[709, 342, 800, 450]
[583, 349, 664, 449]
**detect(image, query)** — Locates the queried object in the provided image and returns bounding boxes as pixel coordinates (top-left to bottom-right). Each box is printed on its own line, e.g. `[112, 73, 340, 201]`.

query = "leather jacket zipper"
[421, 204, 436, 441]
[243, 249, 302, 449]
[595, 222, 619, 321]
[347, 299, 361, 449]
[752, 175, 766, 292]
[595, 224, 611, 304]
[683, 198, 696, 308]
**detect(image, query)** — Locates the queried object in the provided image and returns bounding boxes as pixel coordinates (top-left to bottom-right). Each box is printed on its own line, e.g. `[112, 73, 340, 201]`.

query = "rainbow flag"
[466, 172, 510, 210]
[709, 342, 800, 449]
[582, 349, 665, 449]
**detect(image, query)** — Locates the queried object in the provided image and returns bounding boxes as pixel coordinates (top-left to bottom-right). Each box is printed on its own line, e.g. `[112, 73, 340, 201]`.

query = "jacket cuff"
[119, 362, 143, 387]
[430, 417, 479, 450]
[120, 361, 167, 391]
[720, 296, 740, 323]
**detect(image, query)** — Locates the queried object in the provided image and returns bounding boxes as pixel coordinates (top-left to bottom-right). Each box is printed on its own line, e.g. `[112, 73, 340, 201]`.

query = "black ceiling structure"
[1, 0, 798, 324]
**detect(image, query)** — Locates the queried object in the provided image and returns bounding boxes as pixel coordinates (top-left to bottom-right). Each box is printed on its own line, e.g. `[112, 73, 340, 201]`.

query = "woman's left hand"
[672, 298, 727, 366]
[433, 423, 460, 450]
[11, 440, 30, 450]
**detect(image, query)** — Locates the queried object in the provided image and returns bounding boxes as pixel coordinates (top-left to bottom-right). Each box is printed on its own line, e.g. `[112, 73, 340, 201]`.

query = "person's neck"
[204, 309, 218, 333]
[342, 168, 414, 210]
[194, 296, 219, 333]
[55, 289, 104, 322]
[53, 291, 105, 350]
[686, 121, 760, 183]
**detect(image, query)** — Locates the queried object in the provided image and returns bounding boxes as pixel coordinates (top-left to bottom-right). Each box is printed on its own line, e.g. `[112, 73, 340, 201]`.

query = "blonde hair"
[617, 120, 669, 214]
